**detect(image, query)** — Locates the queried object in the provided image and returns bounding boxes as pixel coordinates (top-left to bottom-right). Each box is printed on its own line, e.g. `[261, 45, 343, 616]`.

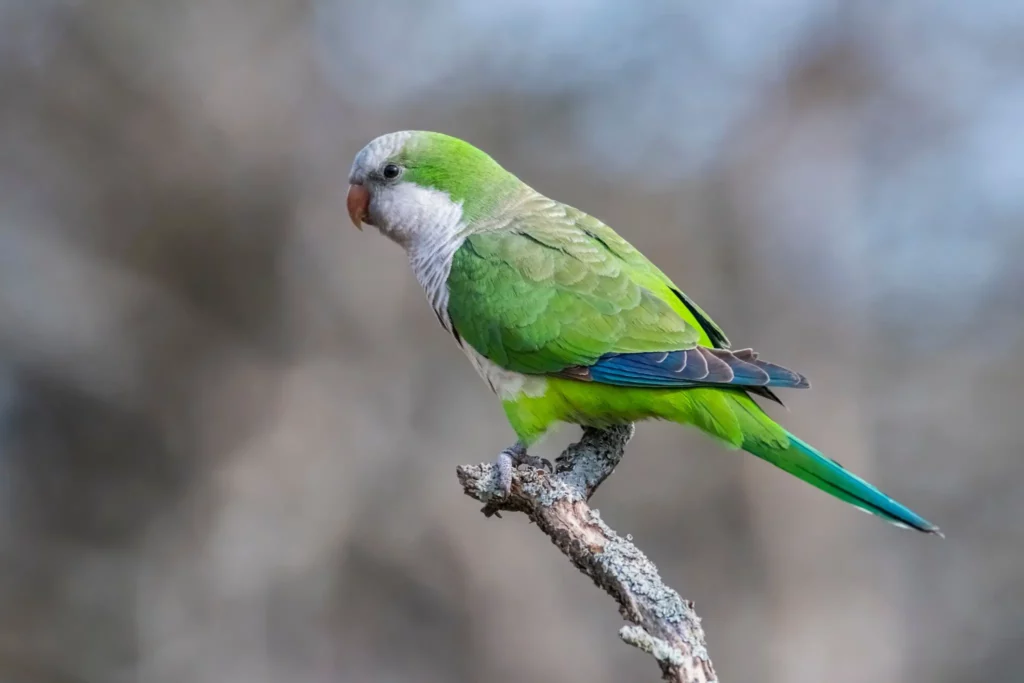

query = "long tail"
[689, 390, 942, 535]
[749, 429, 941, 535]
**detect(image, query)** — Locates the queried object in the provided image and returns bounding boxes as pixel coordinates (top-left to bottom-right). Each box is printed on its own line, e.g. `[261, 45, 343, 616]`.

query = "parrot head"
[347, 131, 520, 247]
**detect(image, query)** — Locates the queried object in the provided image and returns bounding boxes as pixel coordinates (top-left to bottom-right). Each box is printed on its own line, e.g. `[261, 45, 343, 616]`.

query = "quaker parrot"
[347, 130, 940, 534]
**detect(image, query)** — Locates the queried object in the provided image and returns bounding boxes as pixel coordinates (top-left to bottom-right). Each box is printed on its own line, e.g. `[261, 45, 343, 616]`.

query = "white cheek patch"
[373, 182, 463, 246]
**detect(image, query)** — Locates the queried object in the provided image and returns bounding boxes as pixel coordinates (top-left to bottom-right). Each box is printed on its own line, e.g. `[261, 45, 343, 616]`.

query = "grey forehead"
[349, 131, 414, 183]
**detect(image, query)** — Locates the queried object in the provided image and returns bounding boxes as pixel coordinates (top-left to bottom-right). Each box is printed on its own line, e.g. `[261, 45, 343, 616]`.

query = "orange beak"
[346, 183, 370, 230]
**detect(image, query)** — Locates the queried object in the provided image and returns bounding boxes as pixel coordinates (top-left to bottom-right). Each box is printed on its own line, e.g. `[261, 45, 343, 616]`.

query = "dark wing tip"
[584, 348, 812, 391]
[792, 373, 811, 389]
[707, 348, 810, 389]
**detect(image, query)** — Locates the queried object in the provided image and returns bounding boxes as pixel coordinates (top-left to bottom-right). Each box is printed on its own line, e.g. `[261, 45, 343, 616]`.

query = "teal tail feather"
[746, 429, 942, 536]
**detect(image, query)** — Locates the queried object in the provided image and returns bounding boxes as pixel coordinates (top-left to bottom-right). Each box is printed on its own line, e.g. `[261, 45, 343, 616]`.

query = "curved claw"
[492, 443, 551, 498]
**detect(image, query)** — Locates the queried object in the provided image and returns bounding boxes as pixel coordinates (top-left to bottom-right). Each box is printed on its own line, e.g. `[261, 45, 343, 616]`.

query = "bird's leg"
[494, 441, 552, 497]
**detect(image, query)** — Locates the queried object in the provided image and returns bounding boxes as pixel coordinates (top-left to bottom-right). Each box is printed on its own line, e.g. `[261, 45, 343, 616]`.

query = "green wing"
[447, 195, 809, 390]
[555, 203, 731, 348]
[446, 196, 706, 374]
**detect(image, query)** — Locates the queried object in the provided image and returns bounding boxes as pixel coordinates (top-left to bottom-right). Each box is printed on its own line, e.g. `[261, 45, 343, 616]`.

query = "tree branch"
[456, 425, 718, 683]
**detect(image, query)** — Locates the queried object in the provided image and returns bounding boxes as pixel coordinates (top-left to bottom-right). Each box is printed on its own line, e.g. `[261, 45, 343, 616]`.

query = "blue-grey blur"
[0, 1, 1021, 682]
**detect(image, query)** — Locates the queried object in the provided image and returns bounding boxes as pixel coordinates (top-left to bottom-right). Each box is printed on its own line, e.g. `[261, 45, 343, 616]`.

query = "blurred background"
[1, 1, 1022, 681]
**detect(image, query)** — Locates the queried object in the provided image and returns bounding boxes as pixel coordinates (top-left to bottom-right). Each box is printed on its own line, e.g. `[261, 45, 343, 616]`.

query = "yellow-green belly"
[502, 376, 781, 449]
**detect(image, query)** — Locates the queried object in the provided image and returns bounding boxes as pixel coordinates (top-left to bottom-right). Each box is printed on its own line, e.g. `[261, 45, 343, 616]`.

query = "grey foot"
[494, 443, 552, 497]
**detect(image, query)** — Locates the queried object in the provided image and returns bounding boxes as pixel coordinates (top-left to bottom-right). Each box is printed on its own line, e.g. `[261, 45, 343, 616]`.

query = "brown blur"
[0, 2, 1020, 682]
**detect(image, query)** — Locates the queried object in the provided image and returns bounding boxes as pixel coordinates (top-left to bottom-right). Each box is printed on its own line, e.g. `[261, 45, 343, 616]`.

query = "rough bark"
[456, 425, 718, 683]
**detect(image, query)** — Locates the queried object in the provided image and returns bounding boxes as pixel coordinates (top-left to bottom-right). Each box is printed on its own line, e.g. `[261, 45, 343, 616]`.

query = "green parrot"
[347, 130, 940, 534]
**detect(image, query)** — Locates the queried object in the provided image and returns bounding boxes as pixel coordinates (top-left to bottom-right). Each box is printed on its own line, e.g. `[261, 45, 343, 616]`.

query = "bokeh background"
[1, 1, 1022, 681]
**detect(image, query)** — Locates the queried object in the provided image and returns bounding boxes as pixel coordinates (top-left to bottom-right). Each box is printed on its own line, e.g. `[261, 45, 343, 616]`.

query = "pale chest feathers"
[408, 236, 461, 330]
[460, 343, 549, 400]
[387, 183, 464, 330]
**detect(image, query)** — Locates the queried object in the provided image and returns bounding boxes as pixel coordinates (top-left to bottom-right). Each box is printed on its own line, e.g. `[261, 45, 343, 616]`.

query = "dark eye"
[381, 163, 401, 180]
